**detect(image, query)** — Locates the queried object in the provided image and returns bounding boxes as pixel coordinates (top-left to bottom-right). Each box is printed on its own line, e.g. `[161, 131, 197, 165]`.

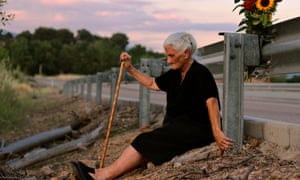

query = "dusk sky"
[2, 0, 299, 52]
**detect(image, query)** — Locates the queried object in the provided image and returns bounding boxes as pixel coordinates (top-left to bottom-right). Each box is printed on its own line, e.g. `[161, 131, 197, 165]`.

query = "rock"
[173, 162, 182, 168]
[41, 166, 55, 176]
[147, 162, 155, 169]
[259, 140, 300, 162]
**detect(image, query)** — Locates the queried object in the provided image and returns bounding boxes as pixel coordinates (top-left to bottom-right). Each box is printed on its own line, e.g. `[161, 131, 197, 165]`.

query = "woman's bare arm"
[206, 97, 233, 151]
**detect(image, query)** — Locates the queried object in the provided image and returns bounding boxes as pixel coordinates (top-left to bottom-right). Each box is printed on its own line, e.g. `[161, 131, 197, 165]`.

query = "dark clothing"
[131, 61, 219, 165]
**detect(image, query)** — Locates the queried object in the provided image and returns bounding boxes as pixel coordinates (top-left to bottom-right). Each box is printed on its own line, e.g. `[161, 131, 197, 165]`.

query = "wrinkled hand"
[214, 130, 234, 151]
[89, 172, 96, 180]
[89, 169, 106, 180]
[120, 52, 132, 69]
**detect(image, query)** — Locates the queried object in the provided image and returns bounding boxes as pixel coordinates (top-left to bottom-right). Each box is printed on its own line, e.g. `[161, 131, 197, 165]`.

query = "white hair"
[163, 32, 197, 54]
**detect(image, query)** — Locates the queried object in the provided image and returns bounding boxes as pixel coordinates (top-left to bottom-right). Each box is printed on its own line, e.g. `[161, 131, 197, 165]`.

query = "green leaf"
[238, 19, 248, 26]
[266, 21, 273, 27]
[250, 13, 260, 19]
[233, 4, 242, 12]
[237, 26, 247, 32]
[252, 19, 261, 26]
[261, 13, 269, 27]
[239, 9, 245, 15]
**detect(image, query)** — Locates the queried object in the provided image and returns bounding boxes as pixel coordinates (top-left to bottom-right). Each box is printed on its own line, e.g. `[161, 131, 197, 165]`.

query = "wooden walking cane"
[99, 61, 125, 168]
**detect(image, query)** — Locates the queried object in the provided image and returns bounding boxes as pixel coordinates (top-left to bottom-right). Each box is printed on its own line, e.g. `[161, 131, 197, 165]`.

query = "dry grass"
[35, 74, 83, 80]
[0, 63, 32, 129]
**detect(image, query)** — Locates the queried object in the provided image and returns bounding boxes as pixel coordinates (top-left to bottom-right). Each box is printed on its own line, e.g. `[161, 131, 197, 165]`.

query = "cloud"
[53, 14, 66, 22]
[95, 11, 112, 17]
[8, 10, 29, 21]
[95, 11, 128, 17]
[4, 0, 236, 34]
[40, 0, 80, 5]
[152, 13, 186, 21]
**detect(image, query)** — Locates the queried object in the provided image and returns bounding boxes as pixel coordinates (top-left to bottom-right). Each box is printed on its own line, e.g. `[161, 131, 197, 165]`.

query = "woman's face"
[164, 45, 187, 70]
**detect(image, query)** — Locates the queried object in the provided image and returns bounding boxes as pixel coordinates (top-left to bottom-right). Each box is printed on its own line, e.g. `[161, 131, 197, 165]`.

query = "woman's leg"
[90, 145, 146, 180]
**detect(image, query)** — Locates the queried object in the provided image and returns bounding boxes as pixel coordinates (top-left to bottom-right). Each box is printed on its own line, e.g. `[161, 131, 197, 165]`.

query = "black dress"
[131, 61, 220, 165]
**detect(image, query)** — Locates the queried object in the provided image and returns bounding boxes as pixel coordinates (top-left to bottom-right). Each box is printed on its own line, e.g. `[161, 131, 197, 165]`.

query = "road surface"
[35, 77, 300, 124]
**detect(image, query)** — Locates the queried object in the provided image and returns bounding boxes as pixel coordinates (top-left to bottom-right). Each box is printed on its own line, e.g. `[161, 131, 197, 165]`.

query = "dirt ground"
[0, 83, 300, 180]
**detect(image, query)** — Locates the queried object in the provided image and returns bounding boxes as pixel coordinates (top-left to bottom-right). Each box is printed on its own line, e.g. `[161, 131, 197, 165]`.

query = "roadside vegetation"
[0, 60, 32, 130]
[270, 73, 300, 83]
[0, 1, 30, 130]
[0, 60, 63, 131]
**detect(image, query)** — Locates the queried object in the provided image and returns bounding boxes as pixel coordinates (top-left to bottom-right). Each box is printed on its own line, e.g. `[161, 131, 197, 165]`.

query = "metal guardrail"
[195, 16, 300, 77]
[263, 17, 300, 75]
[64, 79, 300, 101]
[217, 83, 300, 102]
[244, 82, 300, 92]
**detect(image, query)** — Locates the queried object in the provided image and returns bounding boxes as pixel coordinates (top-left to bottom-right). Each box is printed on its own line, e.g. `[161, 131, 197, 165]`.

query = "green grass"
[0, 61, 32, 130]
[0, 60, 75, 131]
[28, 87, 59, 113]
[0, 84, 31, 130]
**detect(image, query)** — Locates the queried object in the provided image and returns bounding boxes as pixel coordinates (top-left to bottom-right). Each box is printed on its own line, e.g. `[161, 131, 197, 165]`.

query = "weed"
[0, 61, 31, 130]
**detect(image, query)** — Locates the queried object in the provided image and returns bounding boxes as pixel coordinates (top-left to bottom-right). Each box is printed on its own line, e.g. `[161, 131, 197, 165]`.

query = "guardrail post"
[222, 33, 259, 151]
[86, 75, 92, 102]
[75, 79, 80, 93]
[72, 80, 76, 94]
[80, 78, 85, 97]
[71, 80, 75, 96]
[111, 67, 118, 106]
[139, 58, 151, 128]
[96, 72, 103, 105]
[63, 81, 70, 95]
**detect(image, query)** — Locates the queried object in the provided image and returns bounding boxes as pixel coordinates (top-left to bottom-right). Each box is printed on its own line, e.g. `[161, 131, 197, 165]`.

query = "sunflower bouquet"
[234, 0, 282, 37]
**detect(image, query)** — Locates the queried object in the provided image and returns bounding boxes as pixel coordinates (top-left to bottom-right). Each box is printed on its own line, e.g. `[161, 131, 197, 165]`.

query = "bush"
[269, 74, 288, 83]
[0, 84, 30, 129]
[0, 61, 31, 130]
[287, 75, 300, 83]
[269, 74, 300, 83]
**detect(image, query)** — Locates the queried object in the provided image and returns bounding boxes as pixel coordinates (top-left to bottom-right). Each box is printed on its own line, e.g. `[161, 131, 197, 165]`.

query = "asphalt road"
[36, 77, 300, 124]
[115, 83, 300, 124]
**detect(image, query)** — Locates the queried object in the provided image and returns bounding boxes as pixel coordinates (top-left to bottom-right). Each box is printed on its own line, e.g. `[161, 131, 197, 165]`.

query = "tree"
[2, 24, 164, 75]
[30, 40, 57, 75]
[16, 30, 32, 41]
[0, 31, 13, 47]
[128, 44, 146, 65]
[70, 39, 123, 74]
[0, 46, 8, 60]
[128, 44, 164, 65]
[76, 29, 94, 42]
[58, 44, 79, 73]
[8, 37, 33, 74]
[56, 29, 75, 44]
[0, 0, 14, 26]
[94, 40, 122, 72]
[110, 32, 128, 50]
[33, 27, 57, 41]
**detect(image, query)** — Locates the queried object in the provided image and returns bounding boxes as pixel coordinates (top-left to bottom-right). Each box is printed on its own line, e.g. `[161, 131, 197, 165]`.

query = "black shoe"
[71, 161, 95, 180]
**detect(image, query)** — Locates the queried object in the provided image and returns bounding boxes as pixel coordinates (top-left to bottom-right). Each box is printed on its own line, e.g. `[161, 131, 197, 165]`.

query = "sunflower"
[256, 0, 275, 11]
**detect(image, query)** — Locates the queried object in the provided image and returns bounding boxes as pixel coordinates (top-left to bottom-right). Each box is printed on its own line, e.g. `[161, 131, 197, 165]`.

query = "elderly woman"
[72, 32, 233, 180]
